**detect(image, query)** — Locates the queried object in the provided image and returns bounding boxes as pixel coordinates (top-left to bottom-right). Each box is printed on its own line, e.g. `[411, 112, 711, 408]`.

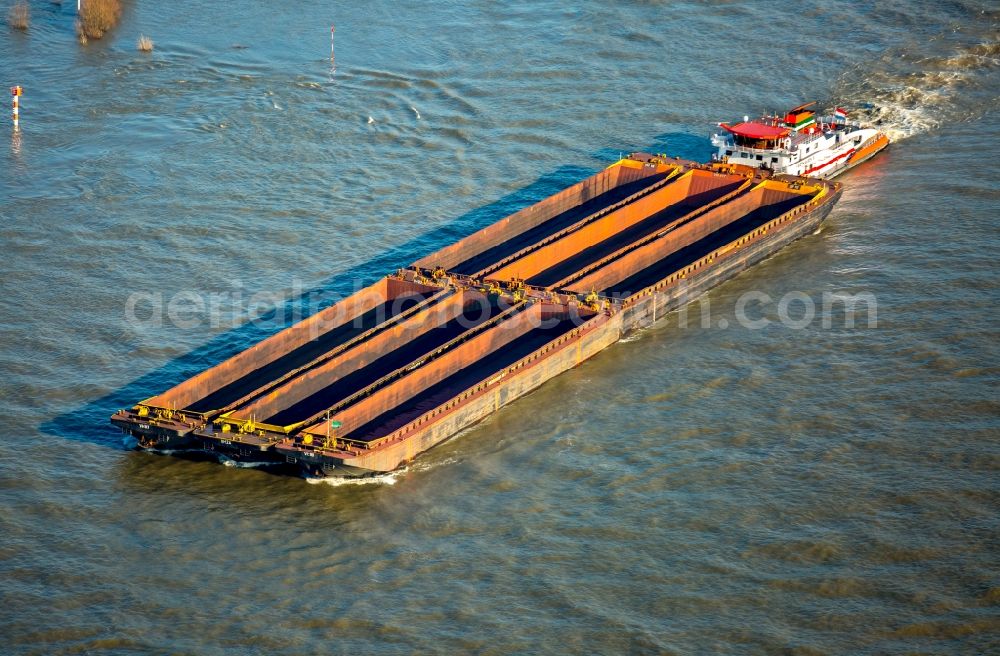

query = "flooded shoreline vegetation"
[7, 1, 28, 30]
[77, 0, 121, 40]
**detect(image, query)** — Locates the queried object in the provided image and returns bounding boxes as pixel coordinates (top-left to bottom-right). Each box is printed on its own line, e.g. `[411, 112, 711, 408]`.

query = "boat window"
[771, 157, 778, 163]
[725, 150, 732, 156]
[756, 154, 763, 161]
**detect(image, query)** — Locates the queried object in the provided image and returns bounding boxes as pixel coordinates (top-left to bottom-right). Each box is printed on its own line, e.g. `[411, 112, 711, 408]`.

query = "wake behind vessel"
[111, 151, 854, 478]
[711, 102, 890, 178]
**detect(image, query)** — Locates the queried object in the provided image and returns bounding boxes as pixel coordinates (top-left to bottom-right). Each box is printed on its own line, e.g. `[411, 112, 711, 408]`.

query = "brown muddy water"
[1, 1, 998, 653]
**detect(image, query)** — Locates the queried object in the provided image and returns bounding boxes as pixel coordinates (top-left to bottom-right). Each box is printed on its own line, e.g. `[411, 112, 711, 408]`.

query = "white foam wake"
[303, 452, 463, 487]
[218, 455, 275, 469]
[306, 469, 405, 486]
[836, 39, 999, 141]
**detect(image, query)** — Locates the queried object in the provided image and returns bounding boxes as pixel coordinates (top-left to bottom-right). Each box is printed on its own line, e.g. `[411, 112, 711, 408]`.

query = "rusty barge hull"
[284, 170, 840, 475]
[111, 155, 842, 477]
[111, 277, 444, 450]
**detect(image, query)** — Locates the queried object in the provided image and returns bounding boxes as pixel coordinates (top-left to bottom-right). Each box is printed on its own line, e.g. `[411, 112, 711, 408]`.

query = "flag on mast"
[833, 107, 848, 120]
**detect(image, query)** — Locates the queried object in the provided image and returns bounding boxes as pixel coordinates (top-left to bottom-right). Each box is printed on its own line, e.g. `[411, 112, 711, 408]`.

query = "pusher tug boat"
[711, 102, 890, 178]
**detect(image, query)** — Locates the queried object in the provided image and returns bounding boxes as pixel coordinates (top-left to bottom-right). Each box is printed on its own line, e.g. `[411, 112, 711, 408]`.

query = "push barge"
[112, 154, 845, 477]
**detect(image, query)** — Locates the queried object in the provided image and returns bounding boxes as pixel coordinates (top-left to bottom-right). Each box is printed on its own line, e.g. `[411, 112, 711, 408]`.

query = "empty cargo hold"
[484, 169, 751, 288]
[112, 155, 843, 475]
[298, 302, 586, 445]
[144, 277, 445, 417]
[565, 179, 823, 298]
[220, 290, 517, 430]
[414, 159, 682, 276]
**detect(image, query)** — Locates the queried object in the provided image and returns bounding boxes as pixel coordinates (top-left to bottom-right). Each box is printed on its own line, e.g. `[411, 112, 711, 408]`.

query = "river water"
[2, 1, 998, 654]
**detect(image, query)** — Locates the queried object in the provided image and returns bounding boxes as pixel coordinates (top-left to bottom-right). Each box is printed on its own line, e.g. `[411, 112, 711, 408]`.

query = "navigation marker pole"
[330, 25, 335, 66]
[11, 86, 22, 132]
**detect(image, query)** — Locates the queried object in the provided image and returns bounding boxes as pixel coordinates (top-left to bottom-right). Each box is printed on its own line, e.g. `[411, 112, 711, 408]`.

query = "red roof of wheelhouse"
[721, 122, 790, 139]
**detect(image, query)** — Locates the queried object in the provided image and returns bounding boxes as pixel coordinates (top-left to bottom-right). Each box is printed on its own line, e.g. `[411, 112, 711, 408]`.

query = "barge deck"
[112, 155, 842, 477]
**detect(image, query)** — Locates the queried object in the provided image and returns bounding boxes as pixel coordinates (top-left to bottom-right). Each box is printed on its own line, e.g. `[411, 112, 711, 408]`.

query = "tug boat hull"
[712, 102, 890, 179]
